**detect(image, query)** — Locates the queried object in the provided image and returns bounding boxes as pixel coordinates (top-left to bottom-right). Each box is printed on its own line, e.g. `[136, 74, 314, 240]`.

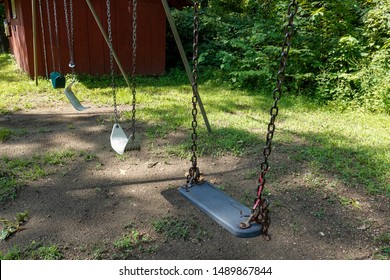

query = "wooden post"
[161, 0, 212, 133]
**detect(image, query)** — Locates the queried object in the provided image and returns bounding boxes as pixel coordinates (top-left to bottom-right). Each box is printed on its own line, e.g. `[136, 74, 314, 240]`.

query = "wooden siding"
[5, 0, 166, 78]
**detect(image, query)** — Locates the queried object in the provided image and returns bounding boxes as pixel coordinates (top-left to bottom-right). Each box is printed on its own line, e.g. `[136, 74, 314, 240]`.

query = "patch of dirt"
[1, 105, 389, 260]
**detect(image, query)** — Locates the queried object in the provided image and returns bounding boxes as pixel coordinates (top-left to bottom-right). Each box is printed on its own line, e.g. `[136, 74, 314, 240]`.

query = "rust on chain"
[246, 0, 297, 239]
[240, 198, 271, 240]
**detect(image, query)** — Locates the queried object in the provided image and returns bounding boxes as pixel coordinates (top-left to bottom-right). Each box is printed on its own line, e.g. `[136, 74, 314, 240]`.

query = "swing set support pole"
[161, 0, 212, 133]
[85, 0, 131, 89]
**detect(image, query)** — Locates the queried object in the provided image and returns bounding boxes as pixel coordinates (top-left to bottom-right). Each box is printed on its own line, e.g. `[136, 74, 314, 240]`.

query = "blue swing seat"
[179, 181, 262, 238]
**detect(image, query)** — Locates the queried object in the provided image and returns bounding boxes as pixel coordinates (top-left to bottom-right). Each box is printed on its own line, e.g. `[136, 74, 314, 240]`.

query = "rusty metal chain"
[64, 0, 75, 77]
[45, 0, 55, 72]
[38, 0, 48, 77]
[187, 0, 200, 184]
[244, 0, 298, 240]
[130, 0, 137, 140]
[52, 0, 62, 73]
[106, 0, 119, 123]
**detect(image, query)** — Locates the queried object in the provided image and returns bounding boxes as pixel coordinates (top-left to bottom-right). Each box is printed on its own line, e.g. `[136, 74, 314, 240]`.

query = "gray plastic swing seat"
[179, 181, 262, 238]
[64, 81, 90, 111]
[110, 123, 129, 155]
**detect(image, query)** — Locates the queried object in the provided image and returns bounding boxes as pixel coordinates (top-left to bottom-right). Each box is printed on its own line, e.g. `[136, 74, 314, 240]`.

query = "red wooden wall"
[4, 0, 32, 75]
[5, 0, 167, 78]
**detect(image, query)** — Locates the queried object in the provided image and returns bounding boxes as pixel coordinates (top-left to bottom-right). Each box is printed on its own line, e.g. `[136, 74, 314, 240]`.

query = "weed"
[313, 209, 325, 219]
[374, 247, 390, 260]
[114, 230, 150, 252]
[94, 162, 104, 170]
[0, 127, 12, 141]
[153, 216, 207, 241]
[339, 196, 361, 209]
[115, 154, 127, 161]
[92, 247, 108, 260]
[31, 244, 64, 260]
[153, 217, 190, 240]
[375, 232, 390, 245]
[0, 172, 19, 202]
[0, 241, 63, 260]
[44, 150, 77, 165]
[83, 152, 97, 162]
[0, 245, 23, 260]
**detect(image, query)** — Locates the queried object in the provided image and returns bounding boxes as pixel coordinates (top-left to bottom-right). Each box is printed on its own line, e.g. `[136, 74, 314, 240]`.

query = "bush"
[168, 0, 390, 113]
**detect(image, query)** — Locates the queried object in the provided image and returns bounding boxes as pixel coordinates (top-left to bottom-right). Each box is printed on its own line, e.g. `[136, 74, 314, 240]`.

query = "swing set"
[37, 0, 89, 111]
[32, 0, 298, 239]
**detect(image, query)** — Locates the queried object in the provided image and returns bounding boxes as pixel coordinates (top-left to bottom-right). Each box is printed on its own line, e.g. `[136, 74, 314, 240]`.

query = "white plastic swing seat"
[110, 123, 129, 155]
[179, 181, 262, 238]
[64, 81, 90, 111]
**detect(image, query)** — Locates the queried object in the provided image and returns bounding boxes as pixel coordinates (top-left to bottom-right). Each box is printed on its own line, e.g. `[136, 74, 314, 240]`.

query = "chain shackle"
[187, 0, 201, 184]
[251, 0, 298, 238]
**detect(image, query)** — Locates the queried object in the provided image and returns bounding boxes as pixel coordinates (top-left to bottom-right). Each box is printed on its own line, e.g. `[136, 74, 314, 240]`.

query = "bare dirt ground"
[1, 102, 389, 260]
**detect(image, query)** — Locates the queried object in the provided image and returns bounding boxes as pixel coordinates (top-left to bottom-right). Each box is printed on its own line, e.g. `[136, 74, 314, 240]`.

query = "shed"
[2, 0, 190, 78]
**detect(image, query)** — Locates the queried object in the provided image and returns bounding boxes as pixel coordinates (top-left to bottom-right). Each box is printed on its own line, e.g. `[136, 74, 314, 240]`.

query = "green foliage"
[170, 0, 390, 113]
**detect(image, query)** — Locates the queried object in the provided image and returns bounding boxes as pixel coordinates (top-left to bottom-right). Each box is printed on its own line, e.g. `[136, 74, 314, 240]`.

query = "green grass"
[0, 127, 12, 141]
[0, 241, 63, 260]
[152, 216, 208, 241]
[1, 53, 389, 198]
[0, 149, 87, 201]
[0, 172, 19, 202]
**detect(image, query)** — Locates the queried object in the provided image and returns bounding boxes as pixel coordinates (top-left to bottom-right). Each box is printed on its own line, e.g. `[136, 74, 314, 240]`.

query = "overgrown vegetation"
[169, 0, 390, 113]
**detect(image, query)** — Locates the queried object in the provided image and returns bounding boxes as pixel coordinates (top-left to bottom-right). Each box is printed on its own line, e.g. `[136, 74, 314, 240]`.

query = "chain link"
[251, 0, 298, 239]
[187, 0, 200, 183]
[53, 0, 62, 73]
[130, 0, 137, 140]
[45, 0, 55, 71]
[106, 0, 118, 123]
[38, 0, 48, 78]
[64, 0, 75, 77]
